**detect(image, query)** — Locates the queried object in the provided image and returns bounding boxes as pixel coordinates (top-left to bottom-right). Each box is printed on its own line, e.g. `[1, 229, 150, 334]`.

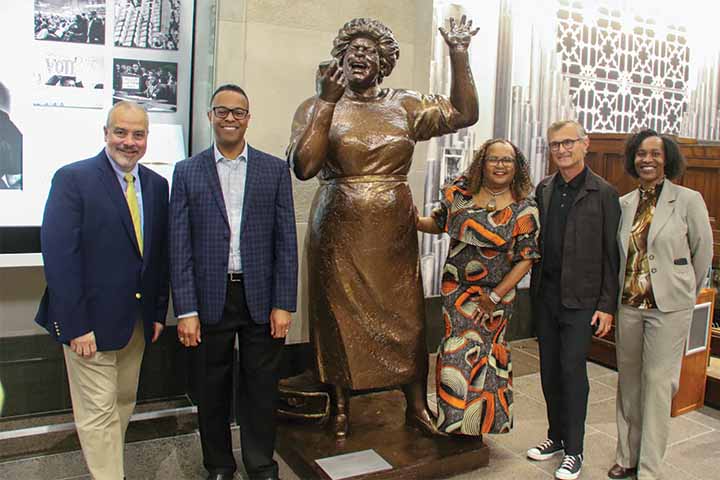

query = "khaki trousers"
[63, 320, 145, 480]
[615, 305, 692, 480]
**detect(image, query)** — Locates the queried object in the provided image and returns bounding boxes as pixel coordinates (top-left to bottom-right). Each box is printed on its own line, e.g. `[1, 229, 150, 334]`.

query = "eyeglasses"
[486, 156, 515, 166]
[549, 138, 581, 152]
[212, 106, 249, 119]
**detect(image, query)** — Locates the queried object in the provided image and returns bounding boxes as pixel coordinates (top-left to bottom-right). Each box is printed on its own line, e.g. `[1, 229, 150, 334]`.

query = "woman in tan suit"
[609, 129, 713, 480]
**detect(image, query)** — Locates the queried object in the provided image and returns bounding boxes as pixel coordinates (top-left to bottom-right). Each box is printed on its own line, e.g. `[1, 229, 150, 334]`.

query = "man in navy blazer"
[36, 101, 169, 480]
[170, 84, 297, 480]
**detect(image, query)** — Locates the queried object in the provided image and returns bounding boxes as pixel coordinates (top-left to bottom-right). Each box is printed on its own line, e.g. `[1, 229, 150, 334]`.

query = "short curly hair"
[331, 18, 400, 84]
[466, 138, 533, 200]
[624, 128, 686, 180]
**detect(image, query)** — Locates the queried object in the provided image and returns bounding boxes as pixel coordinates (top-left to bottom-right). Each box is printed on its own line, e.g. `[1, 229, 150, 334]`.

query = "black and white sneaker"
[555, 454, 583, 480]
[527, 438, 564, 461]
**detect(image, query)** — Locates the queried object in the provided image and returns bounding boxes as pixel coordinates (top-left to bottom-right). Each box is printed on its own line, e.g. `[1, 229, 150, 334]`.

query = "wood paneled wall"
[552, 133, 720, 267]
[575, 134, 720, 373]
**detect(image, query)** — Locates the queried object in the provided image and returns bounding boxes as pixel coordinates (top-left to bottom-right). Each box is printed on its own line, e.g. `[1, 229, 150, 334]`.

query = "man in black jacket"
[527, 120, 621, 480]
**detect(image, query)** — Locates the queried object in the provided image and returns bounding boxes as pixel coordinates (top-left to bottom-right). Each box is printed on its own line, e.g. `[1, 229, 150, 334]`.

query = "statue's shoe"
[405, 409, 445, 437]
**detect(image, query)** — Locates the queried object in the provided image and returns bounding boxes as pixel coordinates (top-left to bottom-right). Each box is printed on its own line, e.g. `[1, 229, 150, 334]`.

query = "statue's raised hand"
[319, 60, 346, 104]
[439, 15, 479, 52]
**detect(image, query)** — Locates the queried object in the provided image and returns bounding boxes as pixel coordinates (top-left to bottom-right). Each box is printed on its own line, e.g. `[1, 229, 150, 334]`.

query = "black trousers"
[190, 278, 284, 479]
[535, 295, 593, 455]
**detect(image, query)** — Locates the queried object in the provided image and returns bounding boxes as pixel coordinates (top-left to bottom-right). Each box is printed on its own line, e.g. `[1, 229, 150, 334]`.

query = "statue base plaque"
[276, 390, 490, 479]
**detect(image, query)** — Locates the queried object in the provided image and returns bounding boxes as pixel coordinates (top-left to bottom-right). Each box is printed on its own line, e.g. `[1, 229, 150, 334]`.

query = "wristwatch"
[489, 291, 501, 305]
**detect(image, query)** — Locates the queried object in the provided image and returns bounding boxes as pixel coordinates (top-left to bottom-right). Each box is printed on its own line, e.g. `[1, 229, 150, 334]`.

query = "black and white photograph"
[0, 80, 22, 190]
[113, 58, 177, 112]
[34, 0, 107, 45]
[114, 0, 181, 50]
[33, 53, 105, 109]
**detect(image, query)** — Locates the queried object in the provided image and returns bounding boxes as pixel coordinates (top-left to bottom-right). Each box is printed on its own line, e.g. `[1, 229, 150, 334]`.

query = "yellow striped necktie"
[124, 173, 143, 255]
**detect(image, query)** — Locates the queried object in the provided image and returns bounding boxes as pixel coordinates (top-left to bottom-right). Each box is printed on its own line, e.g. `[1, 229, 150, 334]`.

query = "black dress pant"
[535, 295, 593, 455]
[190, 278, 284, 479]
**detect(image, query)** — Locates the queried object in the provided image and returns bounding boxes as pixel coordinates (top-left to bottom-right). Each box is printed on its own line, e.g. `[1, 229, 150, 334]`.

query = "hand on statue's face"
[318, 60, 346, 103]
[342, 36, 381, 89]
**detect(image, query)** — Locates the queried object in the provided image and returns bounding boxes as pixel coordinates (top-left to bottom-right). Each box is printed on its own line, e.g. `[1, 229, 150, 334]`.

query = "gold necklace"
[483, 186, 510, 212]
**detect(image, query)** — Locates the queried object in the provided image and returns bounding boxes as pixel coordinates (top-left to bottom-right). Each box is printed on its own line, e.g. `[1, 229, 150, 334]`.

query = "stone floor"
[2, 338, 720, 479]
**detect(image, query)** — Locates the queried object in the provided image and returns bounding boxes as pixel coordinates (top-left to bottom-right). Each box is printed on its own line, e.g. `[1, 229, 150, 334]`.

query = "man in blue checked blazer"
[169, 84, 297, 480]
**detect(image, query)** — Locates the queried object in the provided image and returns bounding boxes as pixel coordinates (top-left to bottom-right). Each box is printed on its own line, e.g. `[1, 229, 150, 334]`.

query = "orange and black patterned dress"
[432, 176, 540, 435]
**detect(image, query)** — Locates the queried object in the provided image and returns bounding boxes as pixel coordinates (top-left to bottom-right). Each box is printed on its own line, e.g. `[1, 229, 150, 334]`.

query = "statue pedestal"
[276, 390, 490, 479]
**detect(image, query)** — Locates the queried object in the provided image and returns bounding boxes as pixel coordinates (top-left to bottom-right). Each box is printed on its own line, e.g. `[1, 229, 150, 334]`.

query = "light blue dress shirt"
[214, 142, 248, 273]
[106, 147, 144, 235]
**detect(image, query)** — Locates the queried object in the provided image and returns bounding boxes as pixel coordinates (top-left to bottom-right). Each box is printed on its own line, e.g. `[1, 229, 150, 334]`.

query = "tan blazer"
[617, 181, 713, 312]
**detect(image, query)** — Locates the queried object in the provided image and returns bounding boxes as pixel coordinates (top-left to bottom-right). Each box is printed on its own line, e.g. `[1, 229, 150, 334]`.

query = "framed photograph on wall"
[34, 0, 107, 45]
[34, 52, 105, 109]
[112, 58, 177, 112]
[113, 0, 180, 50]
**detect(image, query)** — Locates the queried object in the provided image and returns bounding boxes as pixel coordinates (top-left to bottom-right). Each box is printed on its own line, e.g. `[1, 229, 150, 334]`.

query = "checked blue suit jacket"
[169, 146, 297, 325]
[35, 150, 170, 351]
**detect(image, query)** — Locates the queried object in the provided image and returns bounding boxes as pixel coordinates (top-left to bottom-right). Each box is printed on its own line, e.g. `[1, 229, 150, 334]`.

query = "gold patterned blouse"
[621, 181, 664, 308]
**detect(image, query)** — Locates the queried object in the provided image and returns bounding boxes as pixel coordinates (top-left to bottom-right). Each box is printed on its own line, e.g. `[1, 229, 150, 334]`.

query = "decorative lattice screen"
[556, 1, 689, 134]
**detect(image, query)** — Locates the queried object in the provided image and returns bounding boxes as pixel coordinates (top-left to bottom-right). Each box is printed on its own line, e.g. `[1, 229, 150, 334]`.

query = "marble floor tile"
[664, 430, 720, 480]
[512, 391, 549, 422]
[511, 338, 540, 359]
[587, 361, 616, 379]
[513, 347, 542, 378]
[1, 431, 300, 480]
[593, 371, 619, 390]
[588, 378, 617, 404]
[586, 397, 619, 439]
[512, 372, 545, 403]
[512, 372, 616, 406]
[653, 461, 703, 480]
[487, 401, 556, 456]
[684, 405, 720, 431]
[450, 456, 552, 479]
[4, 353, 720, 480]
[448, 435, 552, 479]
[0, 448, 88, 480]
[666, 414, 714, 447]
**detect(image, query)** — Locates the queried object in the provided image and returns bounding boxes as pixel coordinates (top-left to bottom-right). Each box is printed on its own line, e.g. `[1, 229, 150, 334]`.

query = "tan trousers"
[615, 305, 692, 480]
[64, 320, 146, 480]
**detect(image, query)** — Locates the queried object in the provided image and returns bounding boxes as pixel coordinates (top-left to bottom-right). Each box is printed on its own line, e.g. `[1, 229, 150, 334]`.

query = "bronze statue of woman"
[288, 16, 479, 438]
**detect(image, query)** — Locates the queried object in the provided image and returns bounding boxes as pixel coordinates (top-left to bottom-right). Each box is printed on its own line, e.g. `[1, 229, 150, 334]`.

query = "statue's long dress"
[291, 89, 458, 390]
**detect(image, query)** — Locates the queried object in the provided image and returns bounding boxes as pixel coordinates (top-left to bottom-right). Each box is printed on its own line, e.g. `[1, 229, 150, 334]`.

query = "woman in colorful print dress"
[417, 138, 540, 435]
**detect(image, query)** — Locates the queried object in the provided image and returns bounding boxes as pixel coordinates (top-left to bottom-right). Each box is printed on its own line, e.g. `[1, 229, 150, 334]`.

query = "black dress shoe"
[607, 463, 637, 479]
[206, 473, 234, 480]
